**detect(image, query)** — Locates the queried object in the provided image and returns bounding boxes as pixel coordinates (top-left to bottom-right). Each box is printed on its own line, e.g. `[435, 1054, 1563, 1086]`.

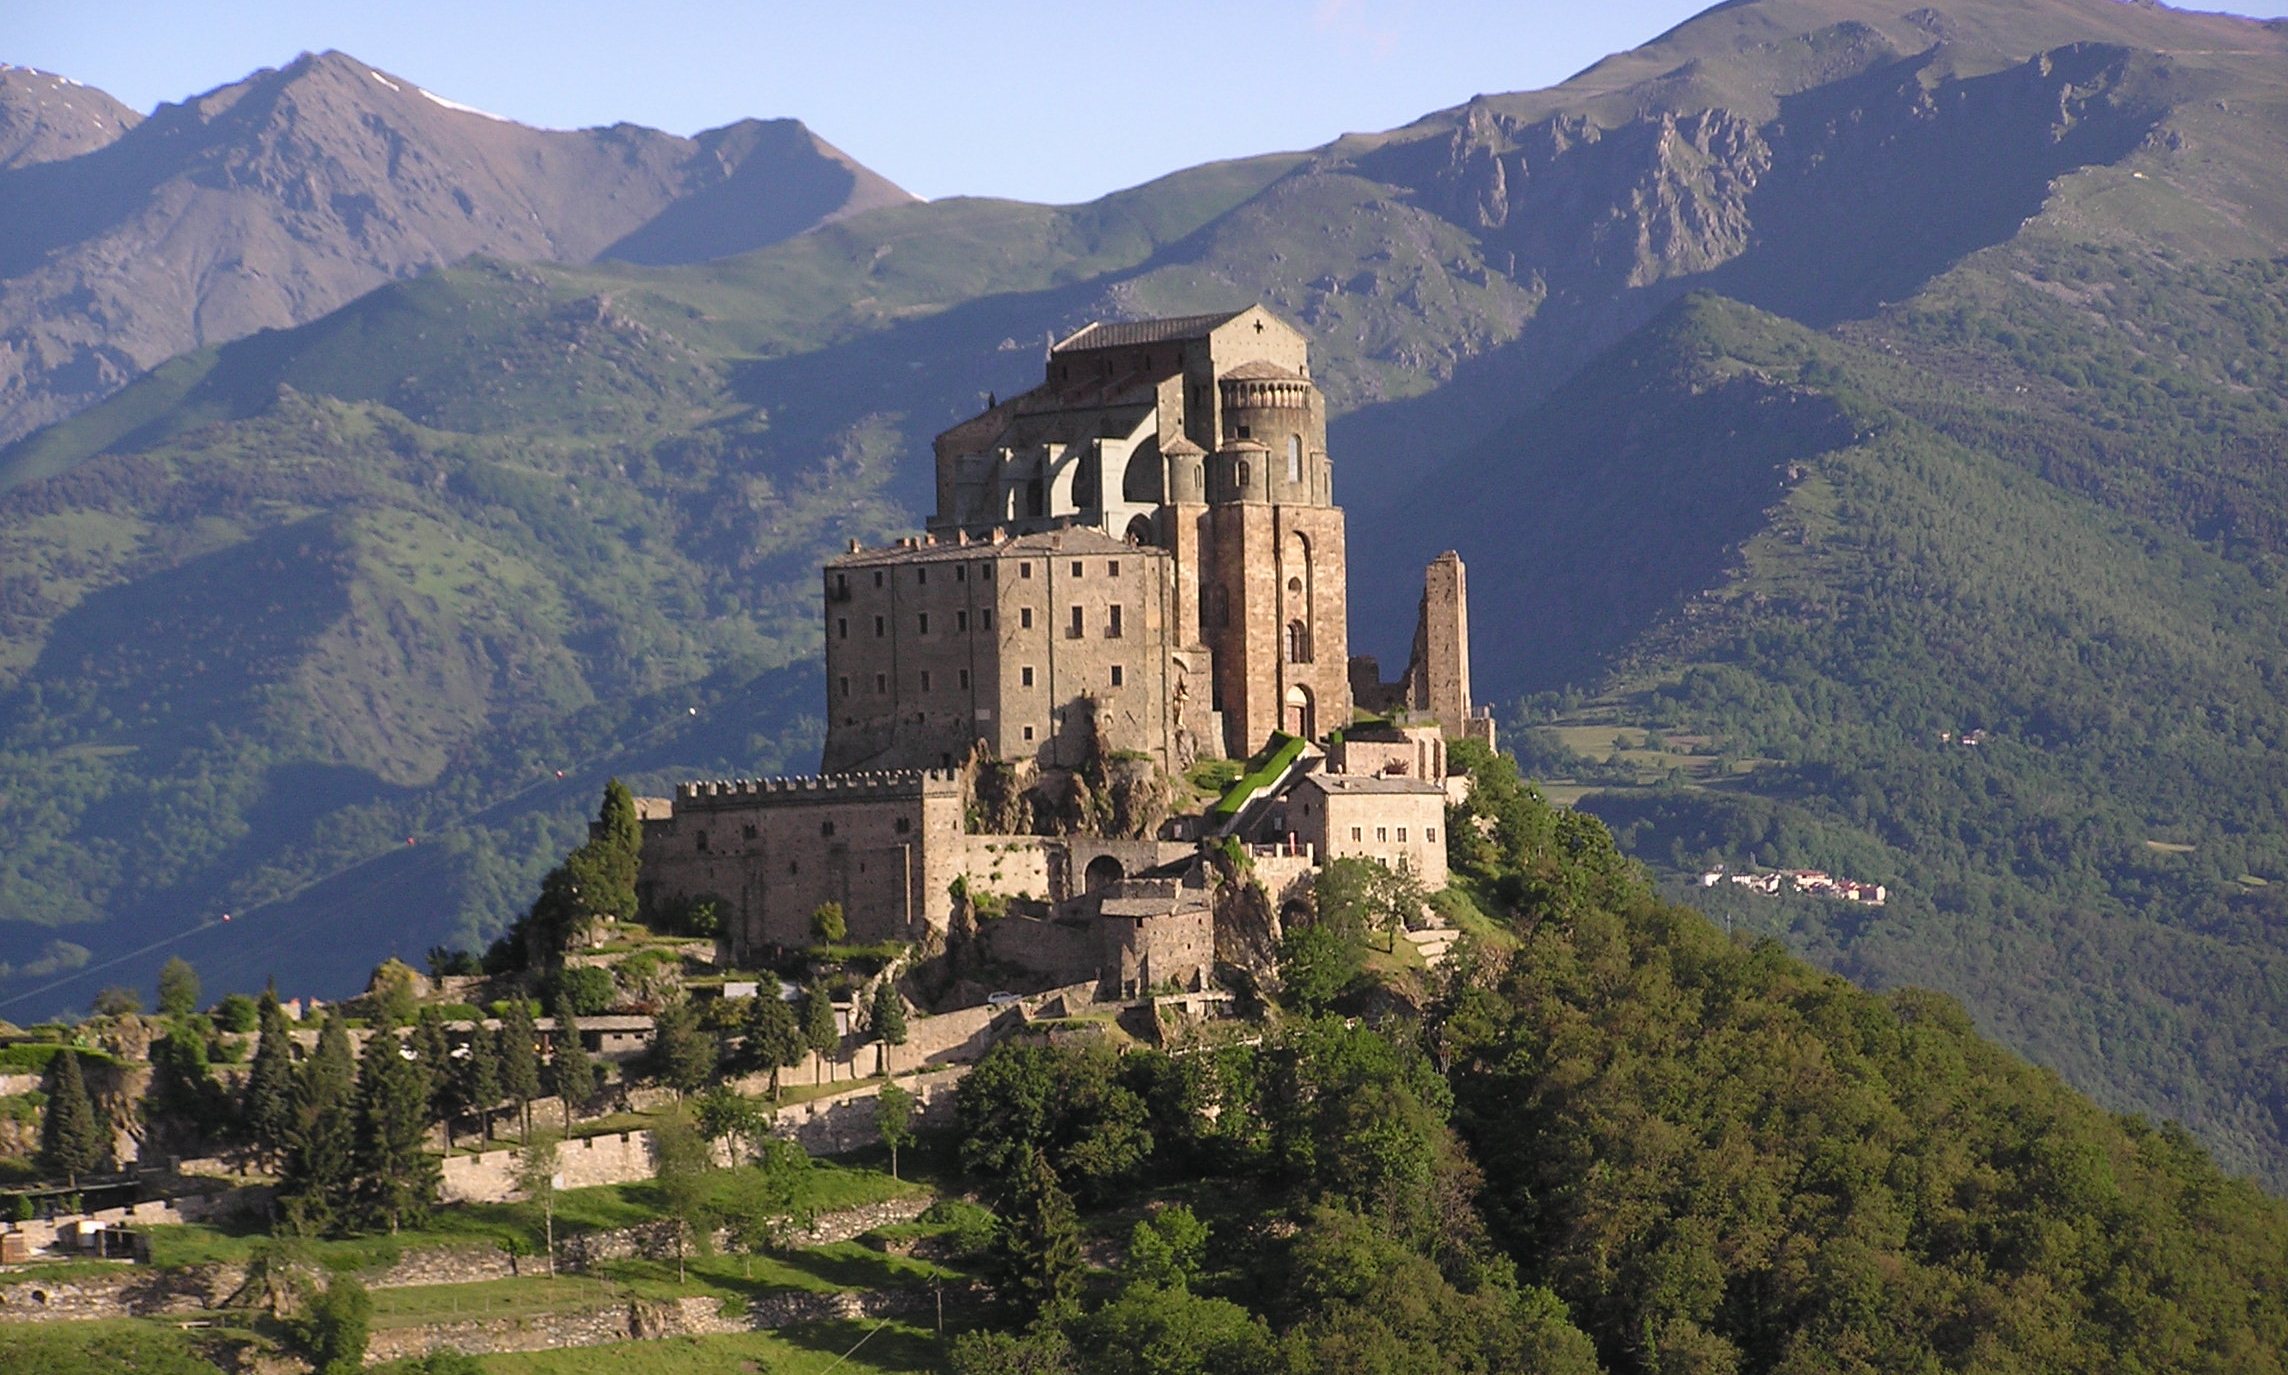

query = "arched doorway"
[1125, 514, 1156, 547]
[1084, 855, 1125, 893]
[1284, 684, 1315, 741]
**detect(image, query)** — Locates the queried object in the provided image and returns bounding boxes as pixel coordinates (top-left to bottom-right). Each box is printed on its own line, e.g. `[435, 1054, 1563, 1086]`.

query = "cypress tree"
[802, 982, 839, 1085]
[353, 1033, 440, 1234]
[744, 992, 804, 1101]
[869, 980, 908, 1077]
[498, 1000, 544, 1140]
[156, 956, 201, 1019]
[548, 1009, 598, 1130]
[411, 1008, 454, 1147]
[243, 990, 296, 1168]
[38, 1049, 106, 1186]
[995, 1146, 1082, 1310]
[648, 999, 716, 1098]
[281, 1012, 357, 1234]
[590, 779, 643, 921]
[454, 1023, 503, 1143]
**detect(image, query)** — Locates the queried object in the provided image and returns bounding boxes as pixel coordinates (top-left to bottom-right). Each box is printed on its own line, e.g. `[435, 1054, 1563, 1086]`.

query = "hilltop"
[0, 49, 912, 443]
[3, 0, 2288, 1190]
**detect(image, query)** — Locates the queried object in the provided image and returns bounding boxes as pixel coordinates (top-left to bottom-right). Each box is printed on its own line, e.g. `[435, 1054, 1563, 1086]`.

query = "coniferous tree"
[156, 956, 200, 1019]
[548, 1009, 598, 1130]
[411, 1008, 454, 1147]
[454, 1024, 504, 1143]
[870, 980, 908, 1077]
[498, 1000, 544, 1139]
[802, 982, 839, 1085]
[745, 991, 804, 1101]
[995, 1146, 1082, 1311]
[38, 1048, 105, 1186]
[281, 1012, 357, 1234]
[146, 1021, 226, 1145]
[353, 1033, 440, 1234]
[243, 990, 297, 1167]
[648, 999, 716, 1098]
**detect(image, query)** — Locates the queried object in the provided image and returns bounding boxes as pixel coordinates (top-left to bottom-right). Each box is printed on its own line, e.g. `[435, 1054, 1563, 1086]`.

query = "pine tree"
[870, 980, 909, 1077]
[243, 990, 296, 1168]
[353, 1033, 440, 1234]
[590, 779, 643, 920]
[744, 992, 804, 1101]
[648, 999, 716, 1098]
[454, 1024, 504, 1143]
[156, 956, 201, 1019]
[548, 1009, 598, 1130]
[146, 1021, 225, 1145]
[802, 983, 839, 1085]
[281, 1012, 357, 1235]
[38, 1049, 105, 1186]
[411, 1009, 454, 1147]
[498, 1000, 544, 1140]
[995, 1146, 1082, 1311]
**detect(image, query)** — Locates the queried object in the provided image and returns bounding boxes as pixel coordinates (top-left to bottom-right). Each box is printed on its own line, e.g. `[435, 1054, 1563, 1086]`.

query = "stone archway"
[1284, 684, 1315, 741]
[1084, 854, 1125, 893]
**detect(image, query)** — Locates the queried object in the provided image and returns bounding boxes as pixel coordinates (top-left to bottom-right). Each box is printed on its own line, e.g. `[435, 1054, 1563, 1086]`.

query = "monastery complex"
[637, 308, 1497, 996]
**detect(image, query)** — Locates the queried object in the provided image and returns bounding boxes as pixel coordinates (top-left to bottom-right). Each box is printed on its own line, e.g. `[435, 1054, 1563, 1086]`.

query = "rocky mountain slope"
[0, 49, 912, 444]
[0, 64, 139, 169]
[4, 0, 2288, 1185]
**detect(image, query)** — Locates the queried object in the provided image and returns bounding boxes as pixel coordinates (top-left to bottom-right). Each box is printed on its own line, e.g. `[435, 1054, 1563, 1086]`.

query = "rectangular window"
[836, 573, 848, 595]
[873, 570, 884, 588]
[1397, 827, 1408, 842]
[1020, 562, 1032, 579]
[1376, 827, 1388, 842]
[874, 615, 885, 637]
[875, 673, 888, 694]
[1022, 725, 1035, 742]
[920, 671, 932, 691]
[957, 610, 969, 632]
[1072, 560, 1084, 577]
[838, 676, 850, 699]
[1110, 665, 1124, 687]
[918, 613, 930, 634]
[1107, 605, 1123, 639]
[1426, 827, 1438, 843]
[1109, 560, 1120, 578]
[959, 669, 971, 689]
[981, 609, 994, 630]
[982, 565, 993, 582]
[1020, 607, 1034, 629]
[1350, 827, 1362, 842]
[1068, 605, 1084, 638]
[837, 617, 848, 640]
[1021, 666, 1035, 687]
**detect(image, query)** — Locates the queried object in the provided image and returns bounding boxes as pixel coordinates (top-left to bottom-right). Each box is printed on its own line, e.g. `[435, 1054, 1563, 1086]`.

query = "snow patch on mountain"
[419, 87, 512, 123]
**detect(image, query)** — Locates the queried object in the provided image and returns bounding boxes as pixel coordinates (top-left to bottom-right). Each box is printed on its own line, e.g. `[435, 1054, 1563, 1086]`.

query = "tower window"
[1376, 827, 1388, 842]
[1022, 666, 1035, 687]
[1350, 827, 1362, 842]
[1020, 562, 1033, 579]
[874, 615, 885, 637]
[1023, 725, 1037, 742]
[1108, 560, 1120, 578]
[1072, 560, 1083, 577]
[918, 613, 930, 634]
[921, 671, 933, 691]
[1068, 605, 1084, 638]
[839, 675, 850, 698]
[981, 609, 994, 630]
[836, 573, 848, 595]
[1021, 607, 1034, 629]
[696, 831, 709, 852]
[1287, 620, 1311, 663]
[1287, 435, 1302, 483]
[1398, 827, 1408, 841]
[874, 571, 884, 588]
[956, 565, 967, 582]
[917, 568, 927, 585]
[821, 821, 836, 838]
[957, 610, 969, 632]
[837, 617, 848, 639]
[875, 673, 888, 694]
[959, 669, 971, 689]
[896, 817, 912, 834]
[1111, 665, 1124, 687]
[982, 565, 993, 581]
[1107, 605, 1123, 639]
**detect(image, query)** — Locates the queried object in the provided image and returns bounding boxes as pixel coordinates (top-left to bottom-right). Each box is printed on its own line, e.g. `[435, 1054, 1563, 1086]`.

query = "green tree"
[365, 959, 421, 1028]
[648, 998, 717, 1098]
[295, 1275, 370, 1375]
[715, 1138, 810, 1277]
[811, 901, 847, 944]
[451, 1022, 502, 1143]
[1277, 922, 1361, 1014]
[516, 1130, 561, 1276]
[875, 1080, 916, 1180]
[652, 1110, 714, 1283]
[281, 1013, 359, 1234]
[1082, 1282, 1278, 1375]
[801, 982, 839, 1085]
[155, 956, 200, 1019]
[242, 990, 296, 1167]
[145, 1022, 226, 1144]
[744, 991, 804, 1100]
[215, 991, 259, 1033]
[353, 1033, 440, 1233]
[37, 1048, 105, 1185]
[994, 1146, 1082, 1312]
[411, 1008, 454, 1145]
[548, 1009, 598, 1129]
[547, 965, 617, 1017]
[949, 1322, 1078, 1375]
[562, 779, 642, 926]
[695, 1087, 764, 1163]
[91, 985, 141, 1017]
[498, 999, 544, 1139]
[1125, 1204, 1209, 1290]
[870, 979, 908, 1076]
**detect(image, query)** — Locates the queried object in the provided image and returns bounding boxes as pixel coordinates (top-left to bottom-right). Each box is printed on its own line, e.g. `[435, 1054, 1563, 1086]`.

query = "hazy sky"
[13, 1, 2288, 204]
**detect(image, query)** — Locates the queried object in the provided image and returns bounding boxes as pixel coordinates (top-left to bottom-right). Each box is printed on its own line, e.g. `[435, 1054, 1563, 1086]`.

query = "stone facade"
[1284, 773, 1450, 891]
[1352, 551, 1497, 752]
[1096, 876, 1215, 998]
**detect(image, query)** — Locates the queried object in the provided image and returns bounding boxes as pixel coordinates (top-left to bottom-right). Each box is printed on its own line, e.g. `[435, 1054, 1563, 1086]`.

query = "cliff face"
[0, 50, 912, 444]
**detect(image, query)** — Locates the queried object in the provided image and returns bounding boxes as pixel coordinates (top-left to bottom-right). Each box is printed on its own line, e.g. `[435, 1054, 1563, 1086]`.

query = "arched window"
[1286, 435, 1302, 484]
[1287, 620, 1311, 663]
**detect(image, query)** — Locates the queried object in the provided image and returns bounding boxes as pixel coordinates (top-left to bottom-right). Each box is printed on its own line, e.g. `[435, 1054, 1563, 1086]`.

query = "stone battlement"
[672, 769, 961, 809]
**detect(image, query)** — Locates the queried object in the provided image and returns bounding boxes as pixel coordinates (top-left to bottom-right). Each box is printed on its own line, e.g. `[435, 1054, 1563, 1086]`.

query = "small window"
[1287, 435, 1302, 483]
[959, 669, 971, 689]
[1376, 827, 1388, 842]
[1021, 607, 1034, 629]
[982, 565, 993, 582]
[1109, 560, 1120, 577]
[838, 675, 850, 699]
[1107, 605, 1123, 639]
[875, 673, 887, 694]
[918, 613, 930, 634]
[1397, 827, 1408, 841]
[1022, 725, 1036, 741]
[873, 570, 884, 588]
[1068, 605, 1084, 638]
[1350, 827, 1362, 842]
[917, 567, 927, 585]
[821, 821, 837, 838]
[895, 817, 912, 834]
[1427, 827, 1438, 843]
[836, 573, 849, 595]
[789, 860, 799, 875]
[742, 823, 757, 840]
[1022, 666, 1035, 687]
[696, 830, 710, 852]
[920, 671, 933, 691]
[1072, 560, 1084, 577]
[1111, 665, 1124, 687]
[1239, 460, 1251, 485]
[1237, 424, 1252, 439]
[956, 565, 967, 582]
[1020, 562, 1032, 579]
[874, 615, 886, 637]
[836, 617, 848, 640]
[981, 609, 994, 630]
[956, 610, 969, 631]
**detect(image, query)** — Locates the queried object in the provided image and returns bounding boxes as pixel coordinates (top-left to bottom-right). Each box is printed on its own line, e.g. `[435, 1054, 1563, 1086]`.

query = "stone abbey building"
[638, 308, 1492, 975]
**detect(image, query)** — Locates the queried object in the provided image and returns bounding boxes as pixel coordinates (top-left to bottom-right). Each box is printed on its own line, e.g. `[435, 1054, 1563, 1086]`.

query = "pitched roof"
[1219, 359, 1304, 381]
[1052, 310, 1248, 354]
[1298, 773, 1447, 796]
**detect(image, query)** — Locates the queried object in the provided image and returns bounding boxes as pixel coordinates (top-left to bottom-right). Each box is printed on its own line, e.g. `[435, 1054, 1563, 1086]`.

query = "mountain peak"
[0, 63, 140, 170]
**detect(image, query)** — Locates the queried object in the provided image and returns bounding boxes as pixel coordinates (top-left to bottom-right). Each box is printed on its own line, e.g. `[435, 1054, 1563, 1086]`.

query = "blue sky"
[12, 1, 2288, 204]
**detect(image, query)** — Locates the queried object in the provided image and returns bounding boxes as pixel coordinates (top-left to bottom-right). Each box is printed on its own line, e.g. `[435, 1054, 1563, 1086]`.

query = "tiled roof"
[1299, 772, 1447, 795]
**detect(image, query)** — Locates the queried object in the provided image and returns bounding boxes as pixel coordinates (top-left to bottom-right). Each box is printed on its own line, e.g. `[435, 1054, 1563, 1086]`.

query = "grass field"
[472, 1319, 944, 1375]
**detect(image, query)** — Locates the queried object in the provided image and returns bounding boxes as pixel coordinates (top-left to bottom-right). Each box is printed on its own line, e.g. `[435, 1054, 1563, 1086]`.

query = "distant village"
[1698, 867, 1888, 906]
